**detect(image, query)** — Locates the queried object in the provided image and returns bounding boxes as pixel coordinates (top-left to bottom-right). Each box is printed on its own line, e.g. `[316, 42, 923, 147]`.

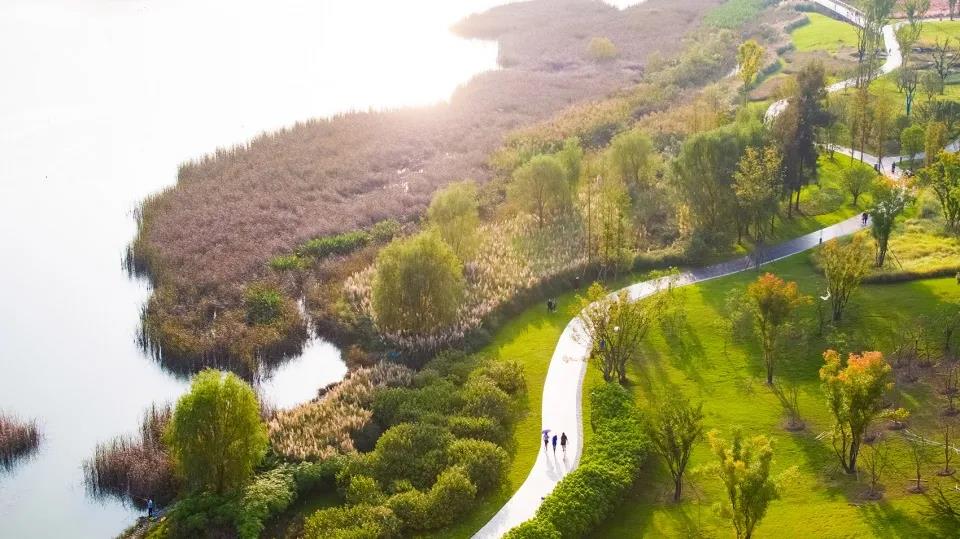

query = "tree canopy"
[166, 369, 268, 495]
[427, 180, 480, 261]
[372, 232, 466, 335]
[509, 154, 571, 228]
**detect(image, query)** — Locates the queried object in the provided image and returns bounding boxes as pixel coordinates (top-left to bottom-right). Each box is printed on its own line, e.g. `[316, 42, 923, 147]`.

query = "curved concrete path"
[473, 214, 869, 538]
[474, 3, 909, 537]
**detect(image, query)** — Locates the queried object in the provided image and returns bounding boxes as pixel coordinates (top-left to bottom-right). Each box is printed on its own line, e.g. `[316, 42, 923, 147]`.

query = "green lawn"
[918, 20, 960, 46]
[589, 253, 960, 538]
[791, 13, 860, 53]
[870, 212, 960, 281]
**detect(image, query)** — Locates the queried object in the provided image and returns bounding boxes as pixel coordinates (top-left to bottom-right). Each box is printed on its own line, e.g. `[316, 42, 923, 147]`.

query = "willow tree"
[508, 154, 571, 228]
[648, 395, 704, 501]
[166, 369, 267, 495]
[372, 232, 465, 335]
[918, 151, 960, 231]
[427, 180, 480, 261]
[733, 146, 781, 243]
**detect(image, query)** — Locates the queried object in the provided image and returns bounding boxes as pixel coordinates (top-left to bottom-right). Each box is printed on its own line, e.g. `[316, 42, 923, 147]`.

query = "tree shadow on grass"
[857, 498, 935, 539]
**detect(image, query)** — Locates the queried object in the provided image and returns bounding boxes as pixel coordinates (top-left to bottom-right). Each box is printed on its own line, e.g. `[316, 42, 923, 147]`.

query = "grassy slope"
[918, 20, 960, 46]
[791, 13, 860, 53]
[590, 253, 960, 538]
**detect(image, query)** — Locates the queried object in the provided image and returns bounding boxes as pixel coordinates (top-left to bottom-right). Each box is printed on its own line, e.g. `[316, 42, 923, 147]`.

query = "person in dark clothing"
[543, 431, 550, 451]
[862, 211, 869, 226]
[560, 432, 568, 454]
[147, 498, 155, 519]
[891, 161, 896, 173]
[551, 434, 558, 454]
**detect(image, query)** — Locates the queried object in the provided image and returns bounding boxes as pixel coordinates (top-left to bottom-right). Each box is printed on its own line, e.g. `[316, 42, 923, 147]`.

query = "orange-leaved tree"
[819, 350, 903, 474]
[747, 273, 810, 385]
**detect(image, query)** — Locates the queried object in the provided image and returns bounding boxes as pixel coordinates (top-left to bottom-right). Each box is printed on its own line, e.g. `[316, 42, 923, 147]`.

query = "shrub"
[372, 423, 453, 489]
[385, 488, 429, 529]
[587, 37, 618, 61]
[503, 518, 560, 538]
[479, 360, 526, 395]
[423, 466, 477, 528]
[462, 375, 515, 425]
[234, 467, 297, 539]
[346, 474, 385, 506]
[447, 415, 506, 444]
[372, 380, 464, 427]
[446, 439, 509, 493]
[303, 503, 402, 539]
[292, 458, 344, 494]
[507, 384, 648, 538]
[244, 284, 284, 325]
[370, 219, 402, 243]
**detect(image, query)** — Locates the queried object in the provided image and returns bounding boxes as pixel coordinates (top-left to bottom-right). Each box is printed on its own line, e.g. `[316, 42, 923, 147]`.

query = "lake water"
[0, 1, 502, 536]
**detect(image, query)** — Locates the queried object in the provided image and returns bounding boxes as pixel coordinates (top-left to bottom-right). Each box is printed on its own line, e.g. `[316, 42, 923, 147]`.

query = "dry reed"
[0, 413, 40, 470]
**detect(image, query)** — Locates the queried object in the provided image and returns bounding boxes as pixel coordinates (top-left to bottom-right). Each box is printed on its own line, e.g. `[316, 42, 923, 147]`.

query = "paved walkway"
[473, 213, 868, 538]
[473, 3, 904, 537]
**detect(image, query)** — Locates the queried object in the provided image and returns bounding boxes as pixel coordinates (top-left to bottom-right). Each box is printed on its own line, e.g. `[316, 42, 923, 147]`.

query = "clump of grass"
[84, 404, 177, 506]
[0, 413, 40, 470]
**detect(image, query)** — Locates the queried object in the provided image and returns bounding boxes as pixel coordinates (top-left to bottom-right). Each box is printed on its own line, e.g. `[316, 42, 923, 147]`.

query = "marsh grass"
[84, 404, 177, 506]
[0, 413, 40, 470]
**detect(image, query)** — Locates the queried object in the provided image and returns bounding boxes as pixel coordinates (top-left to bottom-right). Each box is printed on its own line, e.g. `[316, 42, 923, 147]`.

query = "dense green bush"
[372, 423, 452, 489]
[505, 384, 649, 539]
[268, 254, 306, 271]
[462, 375, 514, 425]
[446, 439, 509, 493]
[299, 230, 371, 259]
[234, 467, 297, 539]
[303, 503, 402, 539]
[370, 219, 402, 243]
[372, 380, 463, 427]
[423, 466, 477, 528]
[345, 474, 385, 506]
[504, 518, 560, 538]
[479, 360, 526, 395]
[447, 415, 506, 444]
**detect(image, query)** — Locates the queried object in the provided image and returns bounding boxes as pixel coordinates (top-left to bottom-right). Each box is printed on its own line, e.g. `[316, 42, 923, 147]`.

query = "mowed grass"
[589, 253, 960, 538]
[871, 213, 960, 280]
[791, 13, 860, 53]
[918, 20, 960, 46]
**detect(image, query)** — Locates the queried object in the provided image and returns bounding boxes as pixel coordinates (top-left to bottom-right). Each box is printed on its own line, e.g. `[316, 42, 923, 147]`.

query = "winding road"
[473, 1, 925, 536]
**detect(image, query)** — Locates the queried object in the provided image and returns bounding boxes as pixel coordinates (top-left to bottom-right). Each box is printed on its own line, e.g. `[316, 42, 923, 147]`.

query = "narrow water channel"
[0, 1, 501, 536]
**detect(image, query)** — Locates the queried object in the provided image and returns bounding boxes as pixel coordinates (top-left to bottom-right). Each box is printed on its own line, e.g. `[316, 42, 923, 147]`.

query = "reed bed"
[0, 413, 40, 470]
[269, 363, 413, 460]
[344, 214, 590, 351]
[84, 404, 177, 506]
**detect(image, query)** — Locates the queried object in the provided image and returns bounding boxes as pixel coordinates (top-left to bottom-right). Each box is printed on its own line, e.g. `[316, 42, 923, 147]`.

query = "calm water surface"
[0, 1, 501, 536]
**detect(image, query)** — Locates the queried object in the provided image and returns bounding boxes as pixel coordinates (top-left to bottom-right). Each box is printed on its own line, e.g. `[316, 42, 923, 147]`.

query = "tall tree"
[508, 154, 571, 228]
[931, 37, 958, 93]
[734, 146, 782, 243]
[581, 172, 632, 275]
[737, 40, 765, 105]
[952, 0, 959, 21]
[708, 429, 785, 539]
[819, 235, 872, 322]
[607, 129, 654, 189]
[647, 395, 705, 501]
[922, 70, 946, 102]
[428, 180, 480, 260]
[747, 273, 809, 385]
[774, 61, 828, 215]
[855, 0, 897, 87]
[819, 350, 897, 474]
[871, 94, 895, 162]
[870, 185, 909, 267]
[556, 136, 584, 186]
[166, 369, 267, 495]
[917, 150, 960, 230]
[372, 232, 465, 335]
[897, 68, 920, 118]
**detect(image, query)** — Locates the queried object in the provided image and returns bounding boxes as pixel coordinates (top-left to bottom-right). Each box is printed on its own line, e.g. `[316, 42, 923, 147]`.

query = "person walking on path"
[862, 211, 869, 226]
[543, 431, 550, 451]
[560, 432, 568, 454]
[891, 161, 896, 174]
[146, 498, 155, 520]
[551, 434, 558, 454]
